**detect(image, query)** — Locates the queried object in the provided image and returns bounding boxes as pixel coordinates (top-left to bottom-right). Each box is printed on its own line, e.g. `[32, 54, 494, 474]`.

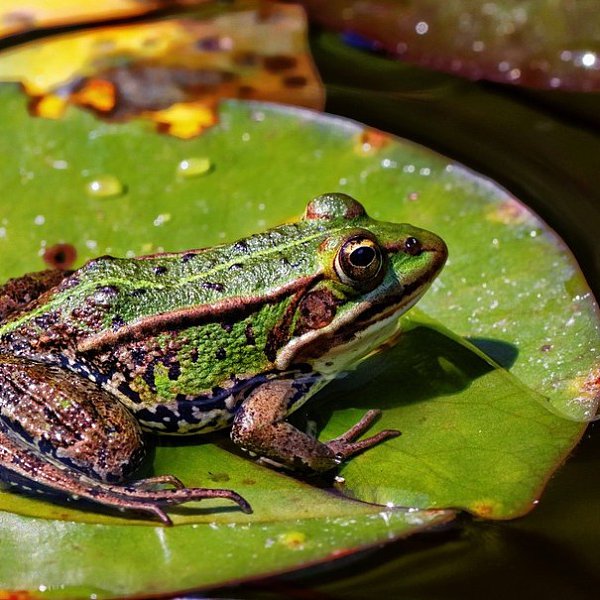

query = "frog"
[0, 193, 447, 525]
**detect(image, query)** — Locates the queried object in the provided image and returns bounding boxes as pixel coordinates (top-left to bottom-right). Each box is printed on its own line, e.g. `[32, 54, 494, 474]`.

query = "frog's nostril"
[403, 237, 422, 256]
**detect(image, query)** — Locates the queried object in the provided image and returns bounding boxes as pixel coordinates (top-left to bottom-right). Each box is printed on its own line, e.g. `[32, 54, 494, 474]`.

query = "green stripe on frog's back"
[0, 219, 341, 342]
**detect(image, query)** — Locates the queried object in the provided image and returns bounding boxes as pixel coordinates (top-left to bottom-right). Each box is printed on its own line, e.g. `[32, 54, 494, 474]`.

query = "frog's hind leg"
[0, 355, 251, 523]
[0, 431, 249, 524]
[0, 269, 70, 321]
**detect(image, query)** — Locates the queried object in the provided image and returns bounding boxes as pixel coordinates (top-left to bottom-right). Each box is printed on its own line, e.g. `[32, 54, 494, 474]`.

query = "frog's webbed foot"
[106, 482, 252, 524]
[0, 427, 251, 525]
[232, 381, 400, 472]
[324, 409, 400, 463]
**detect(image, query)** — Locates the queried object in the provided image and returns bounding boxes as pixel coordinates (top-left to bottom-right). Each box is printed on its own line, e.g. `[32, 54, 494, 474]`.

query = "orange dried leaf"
[71, 79, 116, 112]
[29, 93, 67, 119]
[0, 0, 173, 38]
[0, 1, 324, 137]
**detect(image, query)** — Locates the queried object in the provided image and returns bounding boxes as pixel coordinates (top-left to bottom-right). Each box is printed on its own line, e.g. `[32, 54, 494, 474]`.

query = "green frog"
[0, 193, 447, 524]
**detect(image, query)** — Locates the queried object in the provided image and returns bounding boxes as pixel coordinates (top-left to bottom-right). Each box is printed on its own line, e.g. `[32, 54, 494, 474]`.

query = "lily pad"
[0, 84, 597, 595]
[300, 0, 600, 91]
[0, 0, 170, 39]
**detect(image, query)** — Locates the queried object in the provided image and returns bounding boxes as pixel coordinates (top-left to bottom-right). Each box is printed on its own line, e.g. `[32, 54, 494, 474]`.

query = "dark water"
[208, 29, 600, 599]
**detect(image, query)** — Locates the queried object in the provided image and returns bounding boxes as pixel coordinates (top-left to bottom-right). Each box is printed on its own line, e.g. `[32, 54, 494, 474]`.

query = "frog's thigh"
[0, 269, 69, 320]
[231, 380, 338, 472]
[0, 355, 145, 482]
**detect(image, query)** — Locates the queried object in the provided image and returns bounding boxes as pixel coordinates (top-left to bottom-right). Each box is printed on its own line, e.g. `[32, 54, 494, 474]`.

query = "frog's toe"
[128, 474, 186, 490]
[115, 484, 253, 516]
[115, 501, 173, 525]
[326, 410, 401, 462]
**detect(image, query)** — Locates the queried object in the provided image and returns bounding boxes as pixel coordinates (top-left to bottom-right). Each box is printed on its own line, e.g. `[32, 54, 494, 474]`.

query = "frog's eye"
[335, 235, 385, 288]
[403, 236, 422, 256]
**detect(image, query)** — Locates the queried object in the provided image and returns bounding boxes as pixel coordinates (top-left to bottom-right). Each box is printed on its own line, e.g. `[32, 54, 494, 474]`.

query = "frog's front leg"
[231, 380, 400, 472]
[0, 355, 250, 523]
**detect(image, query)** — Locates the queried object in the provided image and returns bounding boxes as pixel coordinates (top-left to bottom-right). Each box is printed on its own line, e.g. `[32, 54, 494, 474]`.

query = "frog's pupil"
[350, 246, 375, 267]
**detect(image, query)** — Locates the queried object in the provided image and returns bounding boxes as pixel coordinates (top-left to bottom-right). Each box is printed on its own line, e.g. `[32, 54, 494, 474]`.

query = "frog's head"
[275, 193, 447, 371]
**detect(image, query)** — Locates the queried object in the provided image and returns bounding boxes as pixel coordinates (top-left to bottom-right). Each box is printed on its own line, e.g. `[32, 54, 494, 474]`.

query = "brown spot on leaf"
[282, 75, 308, 88]
[581, 367, 600, 414]
[264, 55, 298, 72]
[355, 128, 391, 155]
[471, 501, 497, 518]
[3, 10, 35, 30]
[233, 51, 259, 67]
[238, 84, 256, 99]
[43, 243, 77, 270]
[487, 198, 532, 225]
[197, 36, 223, 52]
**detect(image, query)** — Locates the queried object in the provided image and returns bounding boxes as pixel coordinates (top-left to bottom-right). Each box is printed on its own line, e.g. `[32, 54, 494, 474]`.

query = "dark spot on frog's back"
[142, 361, 156, 389]
[233, 240, 249, 253]
[91, 285, 119, 307]
[181, 252, 196, 263]
[111, 316, 125, 329]
[153, 266, 168, 276]
[221, 321, 233, 333]
[202, 282, 225, 292]
[168, 363, 181, 380]
[245, 323, 256, 345]
[215, 348, 227, 360]
[130, 347, 146, 366]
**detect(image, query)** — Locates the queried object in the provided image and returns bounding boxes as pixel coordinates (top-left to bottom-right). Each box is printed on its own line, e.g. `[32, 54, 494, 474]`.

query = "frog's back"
[0, 219, 327, 348]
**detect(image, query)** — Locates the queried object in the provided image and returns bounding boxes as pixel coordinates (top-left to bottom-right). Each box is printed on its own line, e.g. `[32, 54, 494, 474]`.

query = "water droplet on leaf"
[177, 157, 212, 177]
[86, 175, 125, 198]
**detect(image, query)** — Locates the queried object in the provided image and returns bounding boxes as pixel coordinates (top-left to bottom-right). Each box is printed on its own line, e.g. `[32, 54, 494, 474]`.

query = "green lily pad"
[0, 84, 597, 595]
[324, 312, 585, 518]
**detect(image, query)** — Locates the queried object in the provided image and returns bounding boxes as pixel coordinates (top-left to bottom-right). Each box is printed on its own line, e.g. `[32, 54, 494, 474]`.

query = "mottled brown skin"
[0, 270, 70, 322]
[0, 355, 144, 481]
